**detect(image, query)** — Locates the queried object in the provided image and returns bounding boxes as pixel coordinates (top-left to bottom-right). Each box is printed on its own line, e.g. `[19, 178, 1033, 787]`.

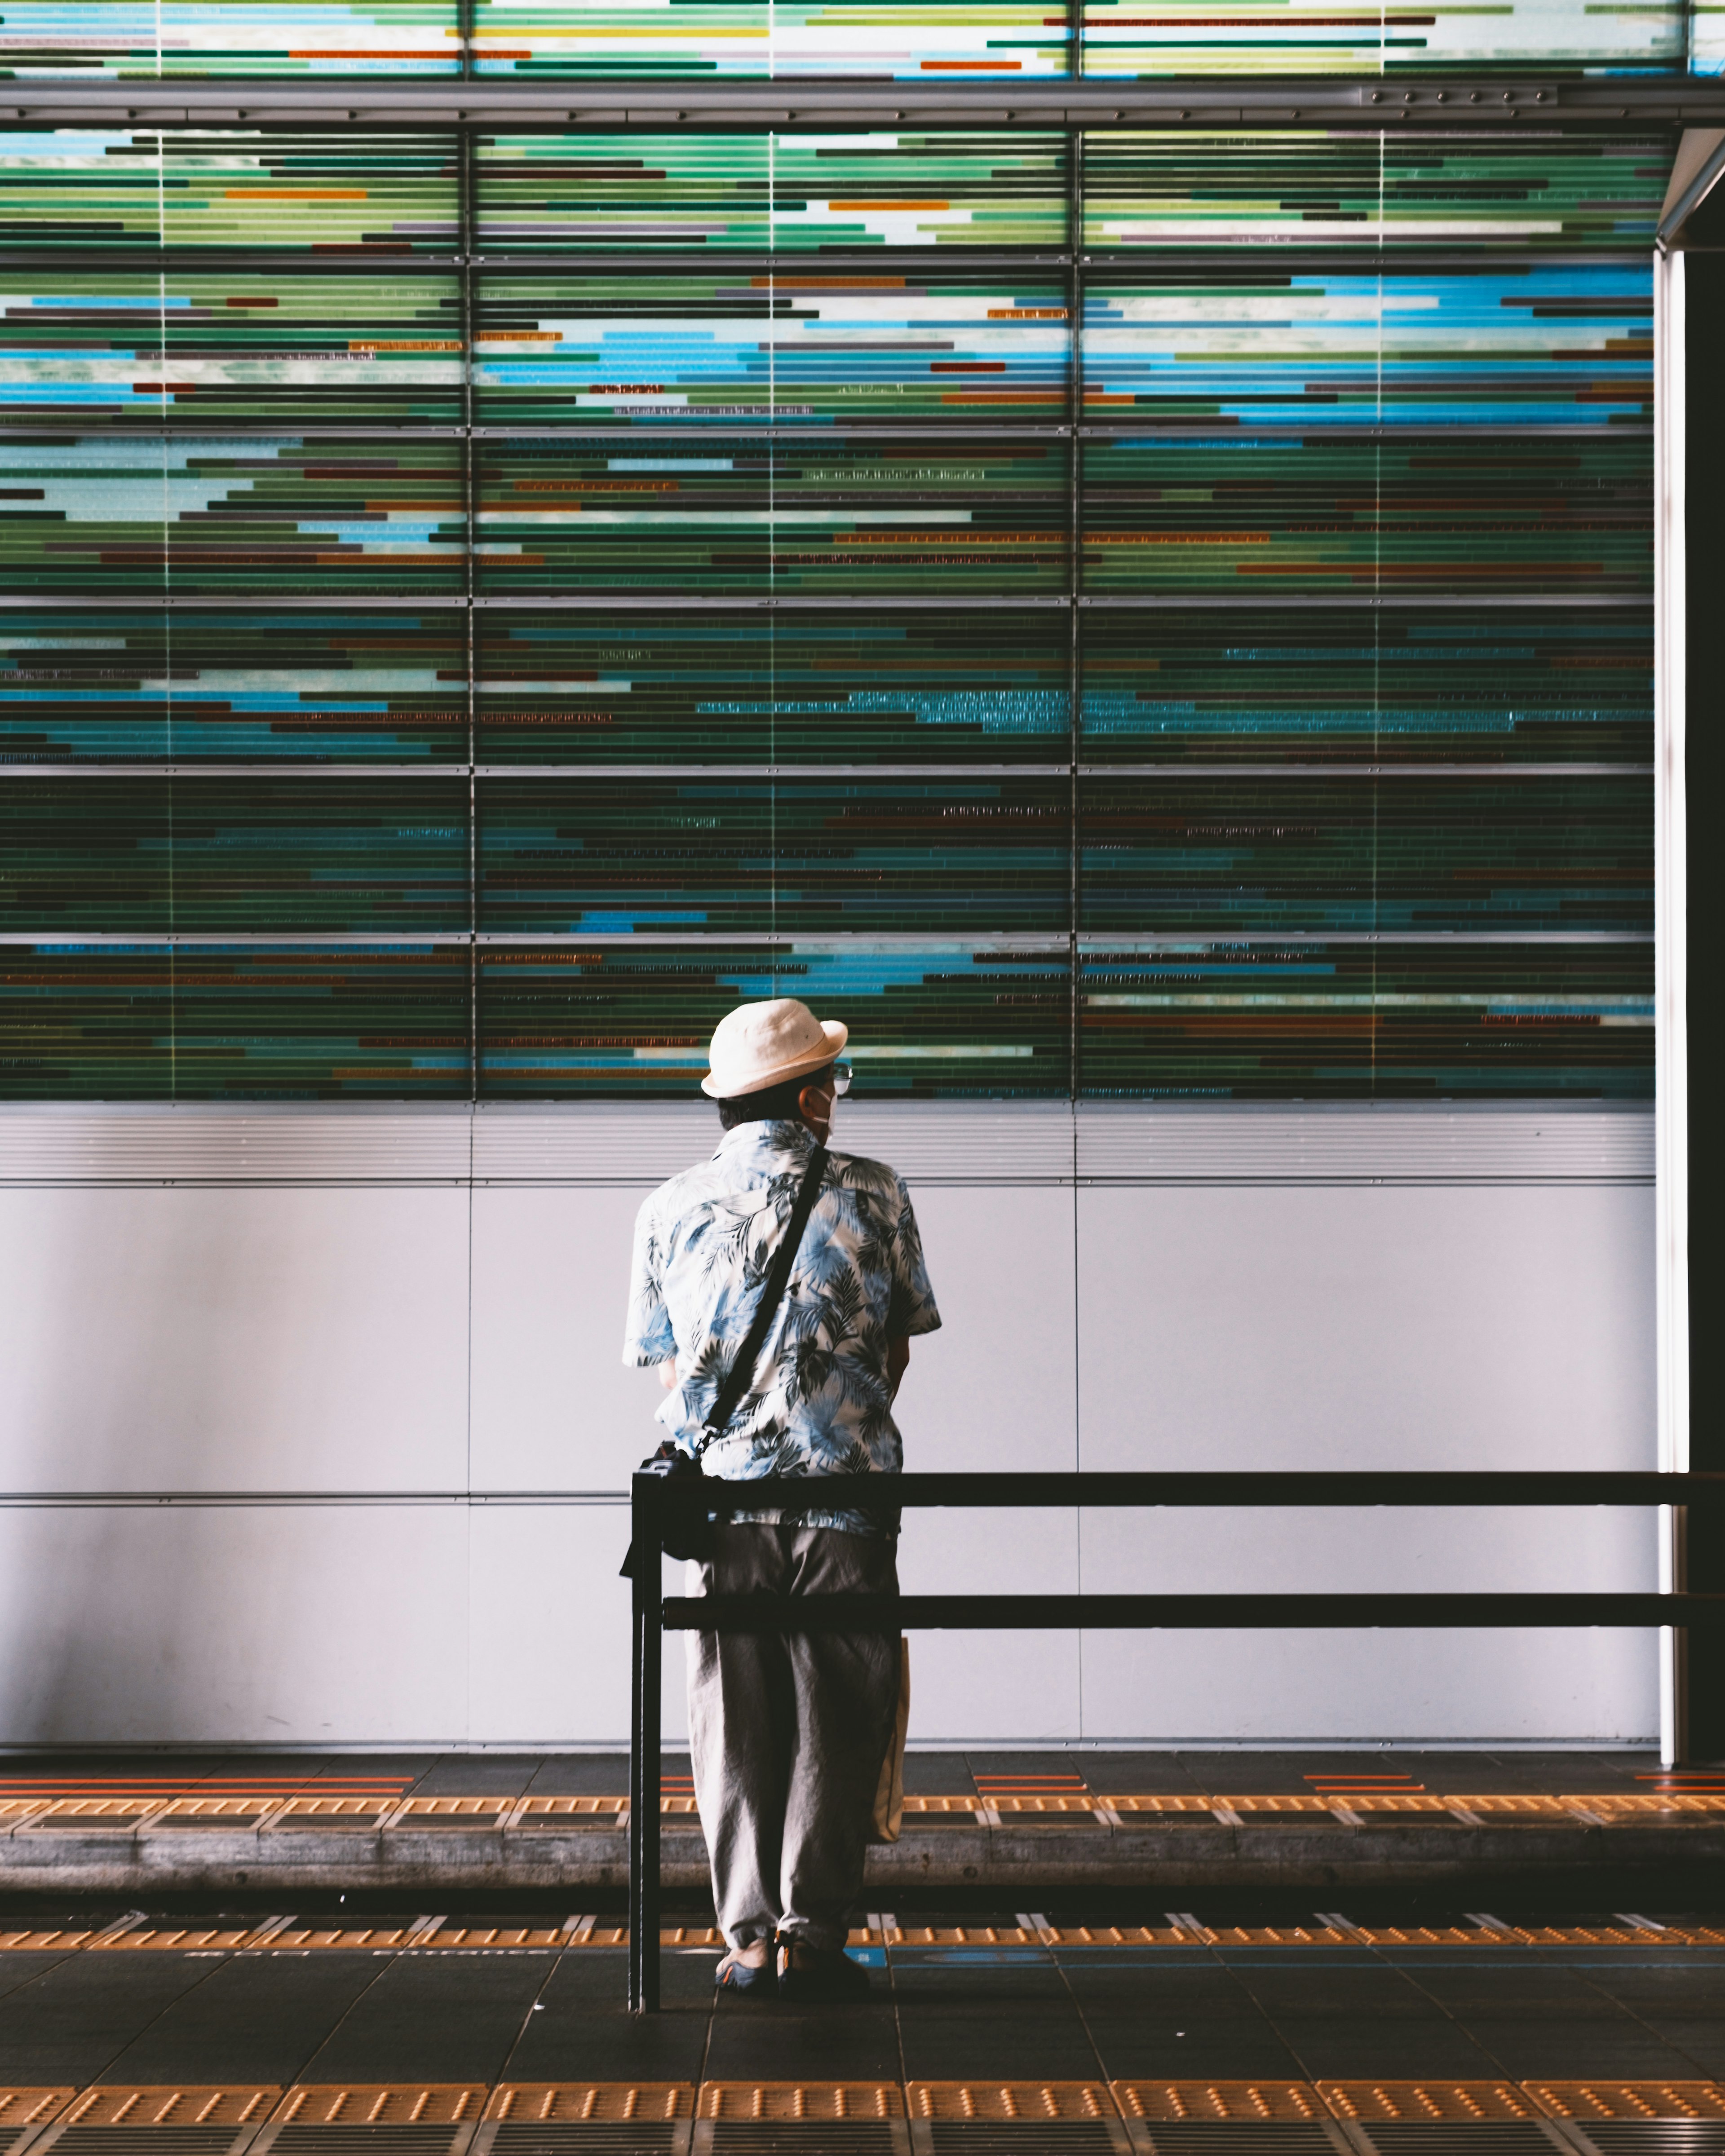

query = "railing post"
[628, 1472, 662, 2013]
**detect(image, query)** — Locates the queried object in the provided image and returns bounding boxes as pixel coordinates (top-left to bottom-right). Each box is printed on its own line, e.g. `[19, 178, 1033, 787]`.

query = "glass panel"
[1082, 134, 1671, 250]
[0, 611, 468, 764]
[0, 944, 469, 1098]
[0, 779, 469, 931]
[0, 132, 460, 256]
[1078, 941, 1653, 1098]
[476, 433, 770, 593]
[774, 436, 1069, 594]
[1083, 262, 1652, 428]
[1696, 0, 1725, 69]
[474, 133, 1067, 252]
[472, 0, 769, 76]
[771, 133, 1068, 248]
[0, 272, 463, 428]
[478, 941, 1071, 1095]
[1, 0, 460, 76]
[475, 136, 771, 252]
[475, 435, 1067, 595]
[473, 271, 1070, 428]
[1, 437, 464, 597]
[1080, 607, 1654, 766]
[1080, 0, 1681, 72]
[1081, 436, 1653, 596]
[1078, 774, 1653, 934]
[478, 777, 1071, 932]
[767, 0, 1070, 75]
[475, 607, 1070, 764]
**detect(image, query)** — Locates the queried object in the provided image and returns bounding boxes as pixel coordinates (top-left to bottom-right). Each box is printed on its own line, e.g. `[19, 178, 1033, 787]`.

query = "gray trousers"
[686, 1522, 899, 1954]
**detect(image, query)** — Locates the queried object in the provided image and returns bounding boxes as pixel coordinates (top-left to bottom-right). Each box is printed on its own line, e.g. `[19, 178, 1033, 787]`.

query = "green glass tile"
[473, 270, 1070, 428]
[769, 133, 1067, 247]
[475, 608, 1070, 764]
[470, 0, 1070, 78]
[1, 0, 460, 78]
[478, 776, 1071, 933]
[0, 611, 468, 763]
[0, 943, 470, 1099]
[479, 940, 1071, 1096]
[1080, 0, 1681, 75]
[0, 778, 469, 931]
[475, 434, 1067, 595]
[1079, 940, 1653, 1099]
[1080, 607, 1653, 765]
[1079, 773, 1653, 934]
[474, 135, 770, 251]
[1081, 436, 1653, 596]
[0, 436, 465, 597]
[1082, 133, 1672, 249]
[1082, 261, 1652, 429]
[0, 132, 460, 255]
[1, 272, 464, 428]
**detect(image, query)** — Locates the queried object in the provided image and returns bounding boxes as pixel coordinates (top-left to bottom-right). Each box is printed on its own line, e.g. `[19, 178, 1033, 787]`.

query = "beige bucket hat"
[701, 997, 849, 1099]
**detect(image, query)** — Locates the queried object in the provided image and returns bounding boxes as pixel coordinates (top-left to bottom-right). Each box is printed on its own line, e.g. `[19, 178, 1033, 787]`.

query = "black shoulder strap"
[696, 1142, 828, 1457]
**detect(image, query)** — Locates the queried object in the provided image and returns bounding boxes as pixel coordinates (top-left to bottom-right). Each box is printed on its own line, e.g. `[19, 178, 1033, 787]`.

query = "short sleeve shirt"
[622, 1119, 942, 1533]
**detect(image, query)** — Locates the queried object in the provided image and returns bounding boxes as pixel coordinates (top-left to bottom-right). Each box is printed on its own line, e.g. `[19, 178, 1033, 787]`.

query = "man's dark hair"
[716, 1064, 832, 1131]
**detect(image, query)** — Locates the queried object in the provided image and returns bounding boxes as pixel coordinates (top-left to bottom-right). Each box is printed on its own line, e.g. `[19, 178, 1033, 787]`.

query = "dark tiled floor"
[2, 1921, 1725, 2089]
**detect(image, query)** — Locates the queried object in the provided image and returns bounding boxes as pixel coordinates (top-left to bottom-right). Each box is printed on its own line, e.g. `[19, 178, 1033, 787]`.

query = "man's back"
[624, 1116, 941, 1529]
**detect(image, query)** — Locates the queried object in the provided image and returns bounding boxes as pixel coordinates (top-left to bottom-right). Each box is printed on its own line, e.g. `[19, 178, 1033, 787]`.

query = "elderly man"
[623, 997, 941, 2003]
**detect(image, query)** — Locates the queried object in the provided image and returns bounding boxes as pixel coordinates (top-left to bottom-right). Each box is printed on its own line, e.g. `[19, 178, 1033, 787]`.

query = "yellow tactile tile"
[387, 1799, 511, 1827]
[1111, 2083, 1325, 2123]
[699, 2086, 904, 2121]
[147, 1800, 282, 1830]
[1321, 2083, 1541, 2122]
[270, 2088, 487, 2127]
[909, 2085, 1114, 2121]
[1526, 2083, 1725, 2122]
[1045, 1928, 1194, 1947]
[508, 1798, 626, 1827]
[22, 1801, 166, 1829]
[59, 2089, 279, 2128]
[0, 1931, 101, 1953]
[263, 1799, 392, 1830]
[0, 2091, 74, 2134]
[485, 2087, 694, 2122]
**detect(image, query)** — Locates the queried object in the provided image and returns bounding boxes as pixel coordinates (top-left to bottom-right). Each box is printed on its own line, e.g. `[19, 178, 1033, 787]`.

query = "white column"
[1654, 244, 1689, 1765]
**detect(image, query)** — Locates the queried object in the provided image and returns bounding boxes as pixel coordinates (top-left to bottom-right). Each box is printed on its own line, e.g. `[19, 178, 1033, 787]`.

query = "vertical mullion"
[460, 127, 478, 1106]
[1068, 125, 1084, 1105]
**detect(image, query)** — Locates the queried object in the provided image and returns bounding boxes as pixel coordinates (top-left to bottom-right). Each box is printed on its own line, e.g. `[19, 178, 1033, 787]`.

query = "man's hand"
[659, 1357, 677, 1391]
[887, 1336, 910, 1401]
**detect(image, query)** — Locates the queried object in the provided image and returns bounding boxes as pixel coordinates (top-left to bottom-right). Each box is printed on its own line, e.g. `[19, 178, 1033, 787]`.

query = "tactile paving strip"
[1529, 2095, 1725, 2125]
[264, 2089, 486, 2155]
[1114, 2088, 1329, 2124]
[1322, 2090, 1541, 2124]
[0, 2093, 73, 2152]
[701, 2091, 904, 2122]
[909, 2090, 1116, 2124]
[486, 2093, 694, 2124]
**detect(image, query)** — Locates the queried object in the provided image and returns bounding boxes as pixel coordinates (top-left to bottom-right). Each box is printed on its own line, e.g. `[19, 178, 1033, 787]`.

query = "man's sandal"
[777, 1939, 871, 2002]
[714, 1947, 776, 1995]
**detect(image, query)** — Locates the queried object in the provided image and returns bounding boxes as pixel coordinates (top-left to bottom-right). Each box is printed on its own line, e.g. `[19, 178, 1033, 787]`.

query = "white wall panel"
[470, 1185, 658, 1492]
[0, 1504, 468, 1745]
[1075, 1184, 1659, 1741]
[0, 1189, 469, 1494]
[888, 1185, 1081, 1739]
[468, 1502, 635, 1745]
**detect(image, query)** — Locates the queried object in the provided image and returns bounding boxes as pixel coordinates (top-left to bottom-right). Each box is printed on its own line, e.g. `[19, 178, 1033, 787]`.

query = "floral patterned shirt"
[623, 1119, 942, 1534]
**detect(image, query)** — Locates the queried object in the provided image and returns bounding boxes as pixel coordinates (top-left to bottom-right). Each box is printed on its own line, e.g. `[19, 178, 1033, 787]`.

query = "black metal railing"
[628, 1468, 1725, 2010]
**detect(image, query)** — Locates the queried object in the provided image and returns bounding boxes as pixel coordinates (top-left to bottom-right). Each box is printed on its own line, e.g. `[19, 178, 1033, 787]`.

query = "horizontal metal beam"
[663, 1590, 1725, 1628]
[657, 1468, 1725, 1510]
[3, 76, 1723, 129]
